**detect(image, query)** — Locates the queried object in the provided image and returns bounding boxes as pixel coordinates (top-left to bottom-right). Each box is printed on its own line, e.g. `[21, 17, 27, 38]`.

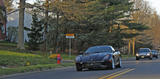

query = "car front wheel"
[136, 57, 139, 60]
[149, 56, 152, 60]
[109, 57, 115, 70]
[76, 63, 82, 71]
[116, 58, 122, 68]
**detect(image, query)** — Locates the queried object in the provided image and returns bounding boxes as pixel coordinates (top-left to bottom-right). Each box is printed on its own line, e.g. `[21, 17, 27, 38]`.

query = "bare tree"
[132, 0, 160, 49]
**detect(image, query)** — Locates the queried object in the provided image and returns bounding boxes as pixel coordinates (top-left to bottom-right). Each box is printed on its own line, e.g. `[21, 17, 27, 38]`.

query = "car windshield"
[152, 50, 157, 53]
[139, 49, 150, 53]
[85, 46, 113, 54]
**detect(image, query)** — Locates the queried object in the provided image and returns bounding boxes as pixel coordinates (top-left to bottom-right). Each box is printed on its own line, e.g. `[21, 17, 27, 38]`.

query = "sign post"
[132, 37, 136, 56]
[69, 38, 71, 57]
[66, 34, 75, 57]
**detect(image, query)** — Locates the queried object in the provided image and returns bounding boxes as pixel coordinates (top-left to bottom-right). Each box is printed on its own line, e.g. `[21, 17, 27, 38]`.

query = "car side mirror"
[79, 51, 84, 55]
[115, 50, 119, 52]
[114, 50, 120, 54]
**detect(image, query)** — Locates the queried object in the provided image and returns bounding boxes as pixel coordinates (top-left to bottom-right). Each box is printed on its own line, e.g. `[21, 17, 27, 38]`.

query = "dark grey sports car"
[75, 45, 122, 71]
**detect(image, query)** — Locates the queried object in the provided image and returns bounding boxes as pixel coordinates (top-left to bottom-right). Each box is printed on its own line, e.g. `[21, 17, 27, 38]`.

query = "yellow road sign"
[66, 34, 75, 38]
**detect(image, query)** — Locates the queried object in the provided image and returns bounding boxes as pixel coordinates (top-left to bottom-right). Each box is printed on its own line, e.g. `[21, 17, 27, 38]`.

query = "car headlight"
[103, 54, 110, 61]
[136, 54, 139, 56]
[147, 53, 150, 56]
[75, 56, 82, 63]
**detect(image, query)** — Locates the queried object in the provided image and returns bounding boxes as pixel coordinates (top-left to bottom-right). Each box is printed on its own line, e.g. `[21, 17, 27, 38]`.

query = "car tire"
[149, 56, 152, 60]
[109, 57, 115, 70]
[156, 56, 158, 59]
[116, 58, 122, 68]
[136, 57, 139, 60]
[76, 63, 82, 71]
[88, 68, 94, 70]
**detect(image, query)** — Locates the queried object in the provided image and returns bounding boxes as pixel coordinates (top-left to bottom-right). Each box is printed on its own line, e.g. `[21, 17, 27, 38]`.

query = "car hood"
[81, 52, 111, 62]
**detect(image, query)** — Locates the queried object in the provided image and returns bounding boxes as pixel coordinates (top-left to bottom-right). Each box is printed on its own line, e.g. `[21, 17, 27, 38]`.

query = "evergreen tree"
[85, 0, 148, 48]
[27, 13, 43, 50]
[78, 0, 135, 48]
[33, 0, 149, 52]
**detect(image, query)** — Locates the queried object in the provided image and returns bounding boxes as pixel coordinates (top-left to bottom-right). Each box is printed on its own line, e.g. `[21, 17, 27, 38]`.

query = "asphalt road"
[1, 57, 160, 79]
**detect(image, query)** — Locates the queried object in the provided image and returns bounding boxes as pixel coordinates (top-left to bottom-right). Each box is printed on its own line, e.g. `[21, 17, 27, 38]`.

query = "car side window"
[106, 47, 114, 53]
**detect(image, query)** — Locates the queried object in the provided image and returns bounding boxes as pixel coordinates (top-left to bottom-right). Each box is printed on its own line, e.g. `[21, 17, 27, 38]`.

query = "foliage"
[0, 50, 55, 67]
[4, 0, 14, 12]
[49, 54, 58, 59]
[27, 13, 44, 50]
[132, 0, 160, 49]
[29, 0, 149, 53]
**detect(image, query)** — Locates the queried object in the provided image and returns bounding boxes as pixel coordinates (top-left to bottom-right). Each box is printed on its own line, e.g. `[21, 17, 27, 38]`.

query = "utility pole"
[44, 0, 49, 52]
[132, 38, 136, 56]
[128, 40, 131, 56]
[132, 29, 136, 56]
[17, 0, 25, 49]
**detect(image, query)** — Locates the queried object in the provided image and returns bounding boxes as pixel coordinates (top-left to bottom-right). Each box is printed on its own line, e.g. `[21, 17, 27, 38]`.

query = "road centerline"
[98, 68, 131, 79]
[106, 68, 135, 79]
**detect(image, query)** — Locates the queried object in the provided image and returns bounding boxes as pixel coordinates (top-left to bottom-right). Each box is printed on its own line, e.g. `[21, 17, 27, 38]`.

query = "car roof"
[140, 48, 150, 49]
[92, 45, 112, 48]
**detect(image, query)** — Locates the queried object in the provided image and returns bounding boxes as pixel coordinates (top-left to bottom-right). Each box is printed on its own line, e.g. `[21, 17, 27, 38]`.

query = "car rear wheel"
[76, 63, 82, 71]
[109, 57, 115, 70]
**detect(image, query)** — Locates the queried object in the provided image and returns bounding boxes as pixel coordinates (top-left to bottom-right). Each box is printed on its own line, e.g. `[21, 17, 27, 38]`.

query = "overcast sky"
[26, 0, 36, 3]
[144, 0, 160, 14]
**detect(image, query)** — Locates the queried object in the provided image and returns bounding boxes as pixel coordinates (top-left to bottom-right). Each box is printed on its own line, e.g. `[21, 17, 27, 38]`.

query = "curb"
[0, 66, 74, 79]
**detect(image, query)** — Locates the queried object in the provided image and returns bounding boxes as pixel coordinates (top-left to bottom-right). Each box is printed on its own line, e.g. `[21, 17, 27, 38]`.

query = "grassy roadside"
[0, 53, 134, 76]
[0, 63, 74, 76]
[121, 54, 135, 59]
[0, 50, 75, 76]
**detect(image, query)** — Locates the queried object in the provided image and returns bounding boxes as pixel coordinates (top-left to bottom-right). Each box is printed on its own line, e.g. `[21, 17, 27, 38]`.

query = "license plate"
[141, 56, 144, 58]
[90, 63, 94, 65]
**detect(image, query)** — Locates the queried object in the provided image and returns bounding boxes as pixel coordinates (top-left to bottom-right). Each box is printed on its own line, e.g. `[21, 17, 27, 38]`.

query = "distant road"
[2, 57, 160, 79]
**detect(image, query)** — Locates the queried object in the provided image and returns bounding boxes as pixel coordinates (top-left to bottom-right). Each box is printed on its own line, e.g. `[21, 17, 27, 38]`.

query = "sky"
[15, 0, 160, 14]
[26, 0, 37, 3]
[145, 0, 160, 14]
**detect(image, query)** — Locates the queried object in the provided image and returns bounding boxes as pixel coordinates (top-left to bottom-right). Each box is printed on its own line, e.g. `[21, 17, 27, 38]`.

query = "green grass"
[0, 41, 76, 76]
[0, 41, 28, 52]
[61, 54, 76, 60]
[0, 50, 75, 76]
[0, 50, 41, 57]
[0, 50, 56, 67]
[0, 41, 17, 47]
[0, 63, 74, 76]
[121, 54, 134, 59]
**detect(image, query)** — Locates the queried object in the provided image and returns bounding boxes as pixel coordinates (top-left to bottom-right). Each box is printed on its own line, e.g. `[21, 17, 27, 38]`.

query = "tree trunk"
[43, 0, 49, 52]
[17, 0, 25, 49]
